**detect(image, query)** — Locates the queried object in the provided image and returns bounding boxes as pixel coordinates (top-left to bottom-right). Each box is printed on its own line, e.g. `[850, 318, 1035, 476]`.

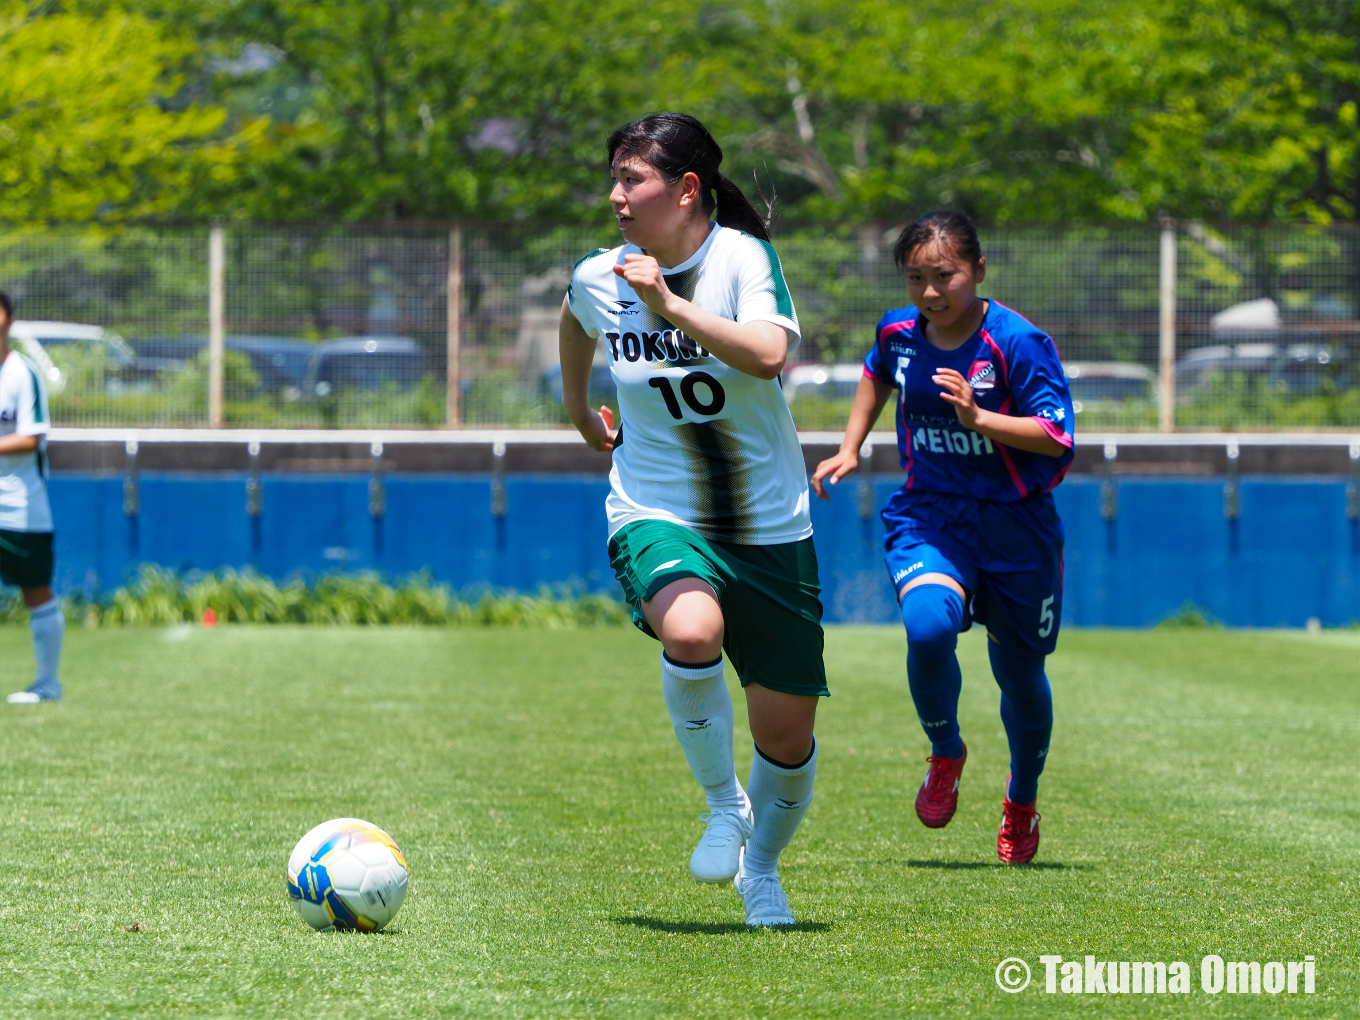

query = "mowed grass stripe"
[0, 626, 1351, 1018]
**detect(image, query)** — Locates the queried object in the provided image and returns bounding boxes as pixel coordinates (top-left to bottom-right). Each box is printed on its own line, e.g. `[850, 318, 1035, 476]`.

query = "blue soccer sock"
[901, 584, 966, 759]
[988, 639, 1052, 804]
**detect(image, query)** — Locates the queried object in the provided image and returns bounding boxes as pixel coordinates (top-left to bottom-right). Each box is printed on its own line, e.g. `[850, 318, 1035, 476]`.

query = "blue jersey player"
[812, 211, 1073, 863]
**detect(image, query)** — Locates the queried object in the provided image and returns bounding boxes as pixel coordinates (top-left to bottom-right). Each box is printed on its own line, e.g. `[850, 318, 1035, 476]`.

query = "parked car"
[305, 337, 426, 397]
[225, 337, 312, 398]
[1177, 340, 1348, 396]
[7, 320, 136, 393]
[783, 363, 865, 402]
[130, 336, 315, 398]
[1062, 362, 1155, 415]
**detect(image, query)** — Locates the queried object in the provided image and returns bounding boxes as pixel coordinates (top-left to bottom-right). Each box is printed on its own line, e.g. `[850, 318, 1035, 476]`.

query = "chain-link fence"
[1, 223, 1357, 431]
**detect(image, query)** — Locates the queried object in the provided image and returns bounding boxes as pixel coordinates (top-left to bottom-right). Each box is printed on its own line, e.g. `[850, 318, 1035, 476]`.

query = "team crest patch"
[967, 359, 996, 392]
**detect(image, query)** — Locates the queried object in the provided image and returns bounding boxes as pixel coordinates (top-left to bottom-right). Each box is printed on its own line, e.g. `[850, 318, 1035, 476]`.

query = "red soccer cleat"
[997, 792, 1041, 863]
[914, 743, 967, 828]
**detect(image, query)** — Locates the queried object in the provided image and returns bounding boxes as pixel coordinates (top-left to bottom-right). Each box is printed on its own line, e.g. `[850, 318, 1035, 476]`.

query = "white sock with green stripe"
[661, 652, 746, 812]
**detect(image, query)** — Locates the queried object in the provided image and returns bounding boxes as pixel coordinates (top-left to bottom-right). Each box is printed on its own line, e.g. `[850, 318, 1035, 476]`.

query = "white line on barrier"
[49, 428, 1360, 448]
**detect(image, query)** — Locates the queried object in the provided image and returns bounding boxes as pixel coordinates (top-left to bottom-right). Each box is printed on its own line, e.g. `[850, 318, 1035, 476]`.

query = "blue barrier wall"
[46, 473, 1360, 628]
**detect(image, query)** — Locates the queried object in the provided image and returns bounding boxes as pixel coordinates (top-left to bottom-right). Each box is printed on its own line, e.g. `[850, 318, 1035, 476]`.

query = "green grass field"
[0, 625, 1353, 1018]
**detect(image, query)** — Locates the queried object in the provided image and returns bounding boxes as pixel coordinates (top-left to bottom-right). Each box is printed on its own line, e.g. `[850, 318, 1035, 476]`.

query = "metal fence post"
[1223, 441, 1241, 521]
[491, 440, 507, 518]
[123, 439, 140, 517]
[208, 223, 226, 428]
[368, 441, 386, 518]
[1347, 442, 1359, 522]
[1158, 223, 1177, 433]
[447, 224, 463, 427]
[857, 441, 874, 519]
[1101, 442, 1119, 521]
[246, 439, 263, 518]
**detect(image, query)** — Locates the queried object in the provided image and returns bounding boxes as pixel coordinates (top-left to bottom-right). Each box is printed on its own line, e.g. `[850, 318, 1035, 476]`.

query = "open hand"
[613, 254, 674, 315]
[811, 449, 859, 501]
[932, 368, 980, 429]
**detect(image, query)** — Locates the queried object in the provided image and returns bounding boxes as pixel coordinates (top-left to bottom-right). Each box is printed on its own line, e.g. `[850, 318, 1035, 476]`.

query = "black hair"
[893, 210, 983, 272]
[607, 112, 771, 242]
[0, 290, 11, 319]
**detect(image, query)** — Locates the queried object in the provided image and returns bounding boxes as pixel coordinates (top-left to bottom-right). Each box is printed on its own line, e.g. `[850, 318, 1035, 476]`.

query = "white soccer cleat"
[689, 804, 753, 884]
[733, 852, 796, 927]
[6, 691, 43, 704]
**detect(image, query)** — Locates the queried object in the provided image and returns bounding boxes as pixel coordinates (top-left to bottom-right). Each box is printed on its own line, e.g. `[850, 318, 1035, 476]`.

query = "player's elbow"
[740, 324, 790, 379]
[1038, 436, 1067, 458]
[748, 348, 788, 380]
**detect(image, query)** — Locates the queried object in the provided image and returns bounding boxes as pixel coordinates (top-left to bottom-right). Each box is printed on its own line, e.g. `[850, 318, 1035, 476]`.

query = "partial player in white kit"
[560, 113, 827, 926]
[0, 291, 64, 703]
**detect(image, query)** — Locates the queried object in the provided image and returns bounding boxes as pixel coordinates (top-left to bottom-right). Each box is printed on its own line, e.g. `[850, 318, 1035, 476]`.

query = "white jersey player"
[560, 113, 826, 927]
[0, 291, 64, 703]
[569, 224, 810, 545]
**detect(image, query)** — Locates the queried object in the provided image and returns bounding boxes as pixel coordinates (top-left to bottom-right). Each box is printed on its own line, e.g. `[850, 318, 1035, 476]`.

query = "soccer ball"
[286, 818, 409, 932]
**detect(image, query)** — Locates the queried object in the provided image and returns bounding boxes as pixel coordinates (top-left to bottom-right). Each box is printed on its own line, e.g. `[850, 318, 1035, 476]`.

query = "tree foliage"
[0, 1, 251, 222]
[3, 0, 1358, 226]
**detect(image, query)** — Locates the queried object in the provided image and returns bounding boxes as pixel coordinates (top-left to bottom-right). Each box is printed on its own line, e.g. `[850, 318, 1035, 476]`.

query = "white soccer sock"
[29, 598, 64, 697]
[742, 739, 818, 879]
[660, 652, 745, 812]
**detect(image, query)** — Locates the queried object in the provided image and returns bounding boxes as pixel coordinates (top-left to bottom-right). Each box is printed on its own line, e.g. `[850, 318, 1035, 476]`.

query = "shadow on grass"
[903, 859, 1088, 871]
[615, 916, 832, 935]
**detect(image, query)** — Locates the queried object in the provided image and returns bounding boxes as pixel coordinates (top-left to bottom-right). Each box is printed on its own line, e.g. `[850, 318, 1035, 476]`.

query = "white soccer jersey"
[568, 224, 812, 545]
[0, 349, 53, 532]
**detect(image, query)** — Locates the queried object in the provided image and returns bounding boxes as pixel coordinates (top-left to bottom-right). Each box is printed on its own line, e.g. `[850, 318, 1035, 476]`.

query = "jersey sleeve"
[12, 359, 48, 437]
[734, 238, 800, 348]
[863, 314, 896, 385]
[566, 249, 609, 339]
[1005, 330, 1073, 449]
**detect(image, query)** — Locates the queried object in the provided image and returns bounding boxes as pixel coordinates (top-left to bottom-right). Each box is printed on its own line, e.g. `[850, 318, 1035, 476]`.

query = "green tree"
[657, 0, 1360, 228]
[124, 0, 677, 223]
[0, 1, 246, 223]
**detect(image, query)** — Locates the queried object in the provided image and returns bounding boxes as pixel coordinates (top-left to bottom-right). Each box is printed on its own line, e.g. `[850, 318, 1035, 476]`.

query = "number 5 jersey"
[863, 302, 1075, 503]
[567, 223, 812, 545]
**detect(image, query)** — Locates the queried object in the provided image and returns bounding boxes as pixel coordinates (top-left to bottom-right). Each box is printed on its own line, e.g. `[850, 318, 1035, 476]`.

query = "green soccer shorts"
[0, 530, 54, 589]
[608, 518, 828, 698]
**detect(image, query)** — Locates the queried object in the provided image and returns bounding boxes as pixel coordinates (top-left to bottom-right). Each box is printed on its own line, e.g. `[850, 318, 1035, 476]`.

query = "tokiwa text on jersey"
[605, 328, 710, 364]
[604, 328, 729, 420]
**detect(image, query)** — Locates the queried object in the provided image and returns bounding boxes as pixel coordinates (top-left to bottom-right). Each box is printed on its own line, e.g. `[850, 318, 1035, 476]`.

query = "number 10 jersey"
[567, 224, 812, 545]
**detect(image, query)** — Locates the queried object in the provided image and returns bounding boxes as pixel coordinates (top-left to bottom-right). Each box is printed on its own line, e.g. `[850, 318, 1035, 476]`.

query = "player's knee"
[901, 584, 965, 655]
[661, 619, 724, 664]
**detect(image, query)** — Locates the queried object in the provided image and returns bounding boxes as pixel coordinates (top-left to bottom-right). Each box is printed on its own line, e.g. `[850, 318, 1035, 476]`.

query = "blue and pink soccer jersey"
[864, 300, 1075, 654]
[862, 301, 1075, 501]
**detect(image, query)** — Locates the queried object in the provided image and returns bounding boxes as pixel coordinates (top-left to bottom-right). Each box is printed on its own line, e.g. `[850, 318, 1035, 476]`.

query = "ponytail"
[712, 172, 770, 242]
[607, 113, 772, 241]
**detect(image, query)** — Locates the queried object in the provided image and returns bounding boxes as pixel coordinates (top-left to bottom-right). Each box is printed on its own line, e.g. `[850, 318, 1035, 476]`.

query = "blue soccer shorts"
[881, 488, 1065, 655]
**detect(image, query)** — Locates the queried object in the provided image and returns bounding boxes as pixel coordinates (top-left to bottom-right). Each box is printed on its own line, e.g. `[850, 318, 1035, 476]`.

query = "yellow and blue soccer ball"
[287, 818, 409, 932]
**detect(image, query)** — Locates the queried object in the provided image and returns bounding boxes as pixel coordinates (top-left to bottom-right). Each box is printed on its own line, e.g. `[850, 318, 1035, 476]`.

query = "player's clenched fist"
[612, 254, 673, 315]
